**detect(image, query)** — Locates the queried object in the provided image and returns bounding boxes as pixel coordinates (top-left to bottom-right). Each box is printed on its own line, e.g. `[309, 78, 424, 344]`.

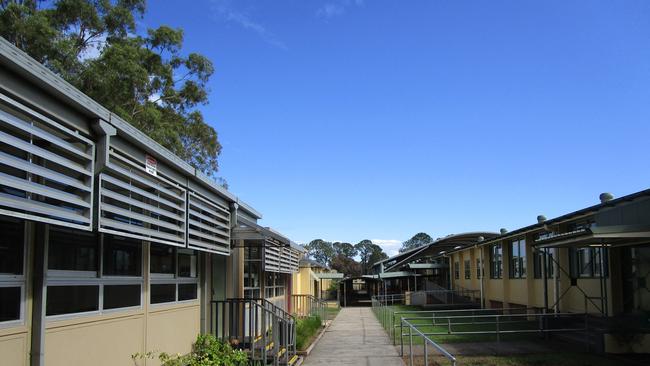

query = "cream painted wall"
[0, 331, 28, 366]
[147, 303, 201, 363]
[45, 313, 145, 366]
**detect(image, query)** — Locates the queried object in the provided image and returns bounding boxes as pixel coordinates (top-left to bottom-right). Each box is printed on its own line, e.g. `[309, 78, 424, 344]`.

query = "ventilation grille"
[98, 148, 186, 246]
[0, 93, 94, 229]
[187, 191, 230, 254]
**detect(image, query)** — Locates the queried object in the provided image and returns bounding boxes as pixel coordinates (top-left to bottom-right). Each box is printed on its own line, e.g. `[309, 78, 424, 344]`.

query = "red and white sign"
[145, 154, 157, 176]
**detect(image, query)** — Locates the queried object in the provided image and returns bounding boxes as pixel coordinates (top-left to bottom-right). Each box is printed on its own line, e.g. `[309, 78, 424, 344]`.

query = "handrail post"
[496, 315, 500, 344]
[424, 341, 428, 366]
[584, 313, 589, 352]
[409, 323, 413, 366]
[447, 317, 451, 334]
[400, 319, 404, 356]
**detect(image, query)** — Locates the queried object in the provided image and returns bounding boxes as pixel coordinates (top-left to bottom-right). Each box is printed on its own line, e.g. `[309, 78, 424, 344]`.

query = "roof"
[440, 189, 650, 257]
[0, 36, 262, 219]
[376, 232, 498, 272]
[299, 257, 330, 270]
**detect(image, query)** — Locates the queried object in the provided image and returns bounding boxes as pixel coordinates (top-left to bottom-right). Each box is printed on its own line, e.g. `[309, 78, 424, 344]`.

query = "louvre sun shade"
[232, 216, 301, 273]
[0, 92, 94, 230]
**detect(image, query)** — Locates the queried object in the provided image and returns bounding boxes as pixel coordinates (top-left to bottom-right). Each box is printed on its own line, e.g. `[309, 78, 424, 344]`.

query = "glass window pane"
[0, 287, 21, 322]
[150, 245, 175, 275]
[150, 284, 176, 304]
[48, 229, 97, 272]
[178, 250, 197, 278]
[178, 283, 197, 301]
[0, 219, 24, 275]
[46, 285, 99, 316]
[104, 285, 141, 309]
[103, 236, 142, 277]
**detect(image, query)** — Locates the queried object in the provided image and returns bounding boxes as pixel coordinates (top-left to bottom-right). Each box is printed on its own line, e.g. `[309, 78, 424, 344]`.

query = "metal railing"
[402, 319, 457, 366]
[291, 294, 326, 324]
[211, 298, 296, 366]
[398, 311, 591, 364]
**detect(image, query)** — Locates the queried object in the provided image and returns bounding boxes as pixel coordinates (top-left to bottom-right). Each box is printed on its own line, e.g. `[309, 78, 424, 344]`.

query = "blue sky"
[144, 0, 650, 256]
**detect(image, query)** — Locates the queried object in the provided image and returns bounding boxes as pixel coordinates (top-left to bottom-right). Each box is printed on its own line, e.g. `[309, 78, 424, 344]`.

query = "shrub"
[132, 334, 248, 366]
[296, 316, 322, 350]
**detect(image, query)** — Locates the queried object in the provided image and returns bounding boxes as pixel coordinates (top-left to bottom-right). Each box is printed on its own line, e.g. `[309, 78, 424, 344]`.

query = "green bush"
[296, 316, 322, 350]
[132, 334, 248, 366]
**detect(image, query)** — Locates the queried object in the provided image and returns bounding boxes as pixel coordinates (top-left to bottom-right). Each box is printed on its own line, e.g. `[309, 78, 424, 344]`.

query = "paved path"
[302, 307, 404, 366]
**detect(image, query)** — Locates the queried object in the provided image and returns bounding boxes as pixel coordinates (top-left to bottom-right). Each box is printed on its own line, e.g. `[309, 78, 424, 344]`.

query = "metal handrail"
[291, 294, 327, 324]
[402, 318, 457, 366]
[398, 311, 590, 358]
[210, 298, 296, 366]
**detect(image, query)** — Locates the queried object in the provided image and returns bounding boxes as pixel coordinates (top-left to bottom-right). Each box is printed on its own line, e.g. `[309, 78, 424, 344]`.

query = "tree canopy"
[399, 232, 433, 253]
[303, 238, 388, 276]
[304, 239, 334, 267]
[0, 0, 223, 181]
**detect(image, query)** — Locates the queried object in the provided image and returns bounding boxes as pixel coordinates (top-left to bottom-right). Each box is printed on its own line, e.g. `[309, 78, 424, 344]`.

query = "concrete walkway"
[302, 307, 404, 366]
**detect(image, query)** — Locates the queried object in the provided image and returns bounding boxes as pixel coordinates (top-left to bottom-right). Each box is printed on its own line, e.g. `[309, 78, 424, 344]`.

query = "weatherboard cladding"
[0, 91, 94, 230]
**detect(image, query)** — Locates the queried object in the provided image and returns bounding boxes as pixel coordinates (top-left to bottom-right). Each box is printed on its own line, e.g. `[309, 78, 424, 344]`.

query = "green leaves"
[1, 0, 224, 180]
[399, 232, 433, 253]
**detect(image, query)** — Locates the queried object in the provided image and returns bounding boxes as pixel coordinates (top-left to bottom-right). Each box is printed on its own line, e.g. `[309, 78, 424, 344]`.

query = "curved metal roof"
[378, 232, 498, 272]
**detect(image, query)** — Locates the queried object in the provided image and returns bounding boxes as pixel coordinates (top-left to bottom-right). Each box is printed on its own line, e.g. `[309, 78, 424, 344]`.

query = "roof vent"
[477, 236, 484, 242]
[500, 228, 508, 235]
[599, 192, 614, 203]
[537, 215, 547, 224]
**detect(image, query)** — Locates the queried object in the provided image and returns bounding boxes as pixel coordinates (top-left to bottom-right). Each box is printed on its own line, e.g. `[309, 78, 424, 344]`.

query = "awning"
[407, 263, 448, 269]
[232, 216, 301, 273]
[315, 272, 345, 280]
[535, 225, 650, 248]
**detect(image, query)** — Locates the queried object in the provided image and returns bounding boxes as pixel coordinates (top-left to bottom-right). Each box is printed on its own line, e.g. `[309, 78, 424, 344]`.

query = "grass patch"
[296, 316, 322, 351]
[408, 353, 620, 366]
[385, 307, 545, 344]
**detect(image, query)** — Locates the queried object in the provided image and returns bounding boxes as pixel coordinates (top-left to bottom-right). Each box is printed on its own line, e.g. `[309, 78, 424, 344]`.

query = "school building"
[0, 36, 304, 366]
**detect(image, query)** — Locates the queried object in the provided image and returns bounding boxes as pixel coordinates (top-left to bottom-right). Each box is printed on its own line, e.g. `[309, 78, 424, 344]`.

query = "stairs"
[212, 298, 300, 365]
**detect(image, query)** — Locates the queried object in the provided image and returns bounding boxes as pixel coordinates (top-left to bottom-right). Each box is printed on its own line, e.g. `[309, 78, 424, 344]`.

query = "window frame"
[569, 247, 608, 279]
[489, 243, 503, 279]
[0, 220, 27, 328]
[533, 248, 555, 279]
[454, 261, 460, 280]
[45, 230, 145, 321]
[509, 238, 526, 279]
[243, 242, 262, 299]
[149, 245, 200, 306]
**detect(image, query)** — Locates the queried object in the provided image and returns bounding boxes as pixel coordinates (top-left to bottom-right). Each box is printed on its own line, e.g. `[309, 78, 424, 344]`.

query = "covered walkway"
[302, 307, 404, 366]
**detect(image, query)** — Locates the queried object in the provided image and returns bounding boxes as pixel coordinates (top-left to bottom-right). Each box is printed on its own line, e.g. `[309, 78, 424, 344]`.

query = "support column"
[30, 223, 47, 366]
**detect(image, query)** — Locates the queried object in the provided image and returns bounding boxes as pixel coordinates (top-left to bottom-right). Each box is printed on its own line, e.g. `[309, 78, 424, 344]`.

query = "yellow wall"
[0, 329, 29, 366]
[45, 311, 145, 366]
[147, 303, 201, 361]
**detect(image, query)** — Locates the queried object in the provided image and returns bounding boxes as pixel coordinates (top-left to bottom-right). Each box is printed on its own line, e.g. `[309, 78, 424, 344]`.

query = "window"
[464, 260, 471, 279]
[103, 236, 142, 276]
[569, 247, 608, 278]
[533, 248, 555, 279]
[490, 244, 502, 279]
[244, 243, 262, 299]
[476, 258, 482, 278]
[48, 229, 97, 273]
[454, 261, 460, 280]
[0, 218, 24, 326]
[46, 230, 144, 317]
[265, 272, 287, 298]
[150, 245, 199, 304]
[509, 238, 526, 279]
[46, 285, 99, 316]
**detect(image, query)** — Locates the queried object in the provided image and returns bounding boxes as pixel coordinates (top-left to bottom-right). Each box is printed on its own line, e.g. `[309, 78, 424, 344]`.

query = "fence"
[398, 312, 590, 366]
[291, 294, 327, 324]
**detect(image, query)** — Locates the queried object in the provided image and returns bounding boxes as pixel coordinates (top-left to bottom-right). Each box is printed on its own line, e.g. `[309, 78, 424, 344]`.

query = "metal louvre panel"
[264, 244, 282, 272]
[278, 248, 300, 273]
[187, 191, 230, 255]
[98, 148, 186, 246]
[0, 93, 94, 229]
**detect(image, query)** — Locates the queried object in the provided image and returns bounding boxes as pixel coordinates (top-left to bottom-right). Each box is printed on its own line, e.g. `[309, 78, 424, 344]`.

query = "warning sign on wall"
[145, 154, 157, 176]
